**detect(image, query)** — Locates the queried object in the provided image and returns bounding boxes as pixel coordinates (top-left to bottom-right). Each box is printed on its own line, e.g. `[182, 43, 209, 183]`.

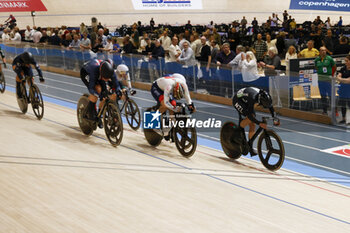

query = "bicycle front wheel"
[29, 84, 44, 120]
[16, 82, 28, 114]
[173, 126, 197, 158]
[0, 72, 5, 93]
[103, 102, 123, 146]
[257, 130, 285, 171]
[125, 99, 141, 130]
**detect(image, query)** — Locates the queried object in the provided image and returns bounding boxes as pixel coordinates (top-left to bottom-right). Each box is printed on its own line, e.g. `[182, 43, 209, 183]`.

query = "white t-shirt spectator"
[1, 33, 10, 41]
[80, 38, 91, 47]
[159, 35, 171, 51]
[11, 32, 21, 41]
[168, 44, 181, 62]
[25, 29, 34, 41]
[33, 30, 42, 43]
[104, 41, 113, 51]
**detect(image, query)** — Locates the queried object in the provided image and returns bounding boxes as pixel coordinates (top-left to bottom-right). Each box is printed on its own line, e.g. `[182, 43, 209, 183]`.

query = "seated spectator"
[150, 39, 165, 61]
[334, 36, 350, 55]
[122, 36, 135, 54]
[98, 28, 107, 46]
[80, 22, 88, 35]
[112, 38, 121, 53]
[298, 40, 319, 58]
[210, 40, 219, 64]
[80, 32, 91, 50]
[11, 27, 21, 41]
[179, 33, 190, 50]
[322, 29, 336, 55]
[100, 36, 113, 52]
[266, 34, 278, 55]
[144, 37, 155, 55]
[49, 29, 61, 46]
[259, 47, 281, 76]
[69, 34, 81, 49]
[139, 32, 148, 53]
[285, 45, 298, 71]
[39, 30, 50, 44]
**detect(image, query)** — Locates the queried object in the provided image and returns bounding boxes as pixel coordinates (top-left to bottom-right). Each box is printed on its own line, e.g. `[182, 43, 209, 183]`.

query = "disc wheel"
[16, 82, 28, 114]
[0, 72, 5, 93]
[173, 126, 197, 158]
[125, 99, 141, 130]
[103, 102, 123, 146]
[77, 94, 94, 136]
[220, 121, 244, 159]
[257, 130, 285, 171]
[29, 84, 44, 120]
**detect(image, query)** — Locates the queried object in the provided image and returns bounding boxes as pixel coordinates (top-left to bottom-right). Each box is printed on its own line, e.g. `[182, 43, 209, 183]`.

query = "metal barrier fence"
[1, 41, 349, 125]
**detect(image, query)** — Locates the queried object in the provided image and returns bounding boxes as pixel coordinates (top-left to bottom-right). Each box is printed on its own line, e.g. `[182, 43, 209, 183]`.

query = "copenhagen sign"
[0, 0, 47, 12]
[289, 0, 350, 12]
[132, 0, 203, 10]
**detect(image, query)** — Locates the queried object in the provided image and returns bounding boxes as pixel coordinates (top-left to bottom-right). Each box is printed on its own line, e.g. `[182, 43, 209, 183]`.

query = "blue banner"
[290, 0, 350, 12]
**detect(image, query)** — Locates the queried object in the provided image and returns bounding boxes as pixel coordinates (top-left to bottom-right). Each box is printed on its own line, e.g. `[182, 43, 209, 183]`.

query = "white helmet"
[116, 64, 129, 75]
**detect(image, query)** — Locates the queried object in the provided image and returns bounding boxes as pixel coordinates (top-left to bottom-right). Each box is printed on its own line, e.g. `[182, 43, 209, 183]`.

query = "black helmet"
[258, 90, 272, 108]
[21, 52, 33, 64]
[100, 60, 114, 80]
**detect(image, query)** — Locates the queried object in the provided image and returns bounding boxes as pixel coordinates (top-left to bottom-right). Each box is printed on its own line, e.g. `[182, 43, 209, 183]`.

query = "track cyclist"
[12, 52, 45, 98]
[115, 64, 136, 96]
[232, 87, 280, 156]
[80, 58, 122, 128]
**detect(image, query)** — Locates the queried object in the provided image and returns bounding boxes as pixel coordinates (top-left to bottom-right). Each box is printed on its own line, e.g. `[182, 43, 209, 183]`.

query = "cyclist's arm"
[269, 106, 275, 118]
[182, 81, 192, 105]
[88, 75, 99, 97]
[163, 86, 177, 111]
[31, 60, 43, 78]
[247, 113, 261, 125]
[126, 72, 132, 89]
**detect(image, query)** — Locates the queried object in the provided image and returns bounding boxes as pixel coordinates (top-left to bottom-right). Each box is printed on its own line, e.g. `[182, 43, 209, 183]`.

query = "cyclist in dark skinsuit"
[12, 52, 44, 98]
[232, 87, 279, 155]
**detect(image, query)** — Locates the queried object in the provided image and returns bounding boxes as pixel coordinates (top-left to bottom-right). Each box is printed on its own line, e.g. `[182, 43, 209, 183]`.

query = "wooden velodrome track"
[1, 77, 350, 232]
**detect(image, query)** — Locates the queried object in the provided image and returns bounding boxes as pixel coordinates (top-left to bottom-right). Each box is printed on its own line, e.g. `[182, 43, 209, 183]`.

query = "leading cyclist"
[232, 87, 279, 155]
[12, 52, 44, 99]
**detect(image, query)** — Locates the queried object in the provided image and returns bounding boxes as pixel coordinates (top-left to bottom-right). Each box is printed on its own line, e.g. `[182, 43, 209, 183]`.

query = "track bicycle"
[77, 93, 123, 147]
[220, 117, 285, 171]
[118, 89, 141, 130]
[0, 62, 7, 93]
[16, 75, 44, 120]
[144, 103, 197, 157]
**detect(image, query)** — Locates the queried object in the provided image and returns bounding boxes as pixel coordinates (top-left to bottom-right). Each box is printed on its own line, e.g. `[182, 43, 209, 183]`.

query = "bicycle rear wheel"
[29, 84, 44, 120]
[103, 102, 123, 146]
[77, 94, 94, 136]
[220, 121, 243, 159]
[0, 72, 5, 93]
[125, 99, 141, 130]
[257, 130, 285, 171]
[16, 82, 28, 114]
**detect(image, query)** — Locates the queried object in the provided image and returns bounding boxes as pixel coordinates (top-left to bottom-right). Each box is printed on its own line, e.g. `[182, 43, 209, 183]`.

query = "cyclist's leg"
[13, 65, 24, 98]
[80, 67, 89, 87]
[150, 82, 164, 112]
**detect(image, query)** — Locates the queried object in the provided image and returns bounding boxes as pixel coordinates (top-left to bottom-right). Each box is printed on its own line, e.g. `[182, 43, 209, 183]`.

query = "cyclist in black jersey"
[232, 87, 279, 155]
[12, 52, 44, 98]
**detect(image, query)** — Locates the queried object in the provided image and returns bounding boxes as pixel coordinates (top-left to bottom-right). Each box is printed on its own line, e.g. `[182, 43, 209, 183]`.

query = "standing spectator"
[198, 36, 212, 79]
[283, 10, 288, 22]
[285, 45, 298, 71]
[289, 18, 297, 33]
[112, 38, 121, 53]
[150, 18, 155, 32]
[314, 46, 336, 114]
[190, 33, 201, 60]
[80, 32, 91, 50]
[166, 36, 182, 74]
[212, 28, 222, 46]
[285, 34, 297, 51]
[49, 29, 61, 46]
[334, 36, 350, 55]
[216, 43, 236, 67]
[69, 34, 81, 49]
[91, 37, 103, 53]
[159, 30, 171, 52]
[98, 28, 107, 46]
[266, 34, 278, 54]
[185, 20, 192, 31]
[32, 27, 42, 43]
[150, 39, 165, 78]
[144, 37, 155, 55]
[139, 32, 148, 53]
[1, 28, 10, 41]
[178, 33, 189, 50]
[276, 32, 286, 58]
[90, 27, 98, 48]
[122, 36, 135, 54]
[131, 24, 140, 49]
[241, 16, 248, 29]
[338, 16, 343, 27]
[252, 33, 268, 62]
[336, 55, 350, 124]
[210, 40, 219, 64]
[24, 25, 34, 42]
[97, 22, 104, 30]
[252, 17, 258, 34]
[298, 40, 319, 58]
[228, 27, 240, 51]
[100, 36, 113, 52]
[241, 51, 260, 83]
[325, 17, 332, 29]
[11, 27, 21, 41]
[177, 41, 197, 83]
[322, 29, 336, 55]
[229, 45, 245, 71]
[150, 39, 165, 61]
[80, 23, 88, 35]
